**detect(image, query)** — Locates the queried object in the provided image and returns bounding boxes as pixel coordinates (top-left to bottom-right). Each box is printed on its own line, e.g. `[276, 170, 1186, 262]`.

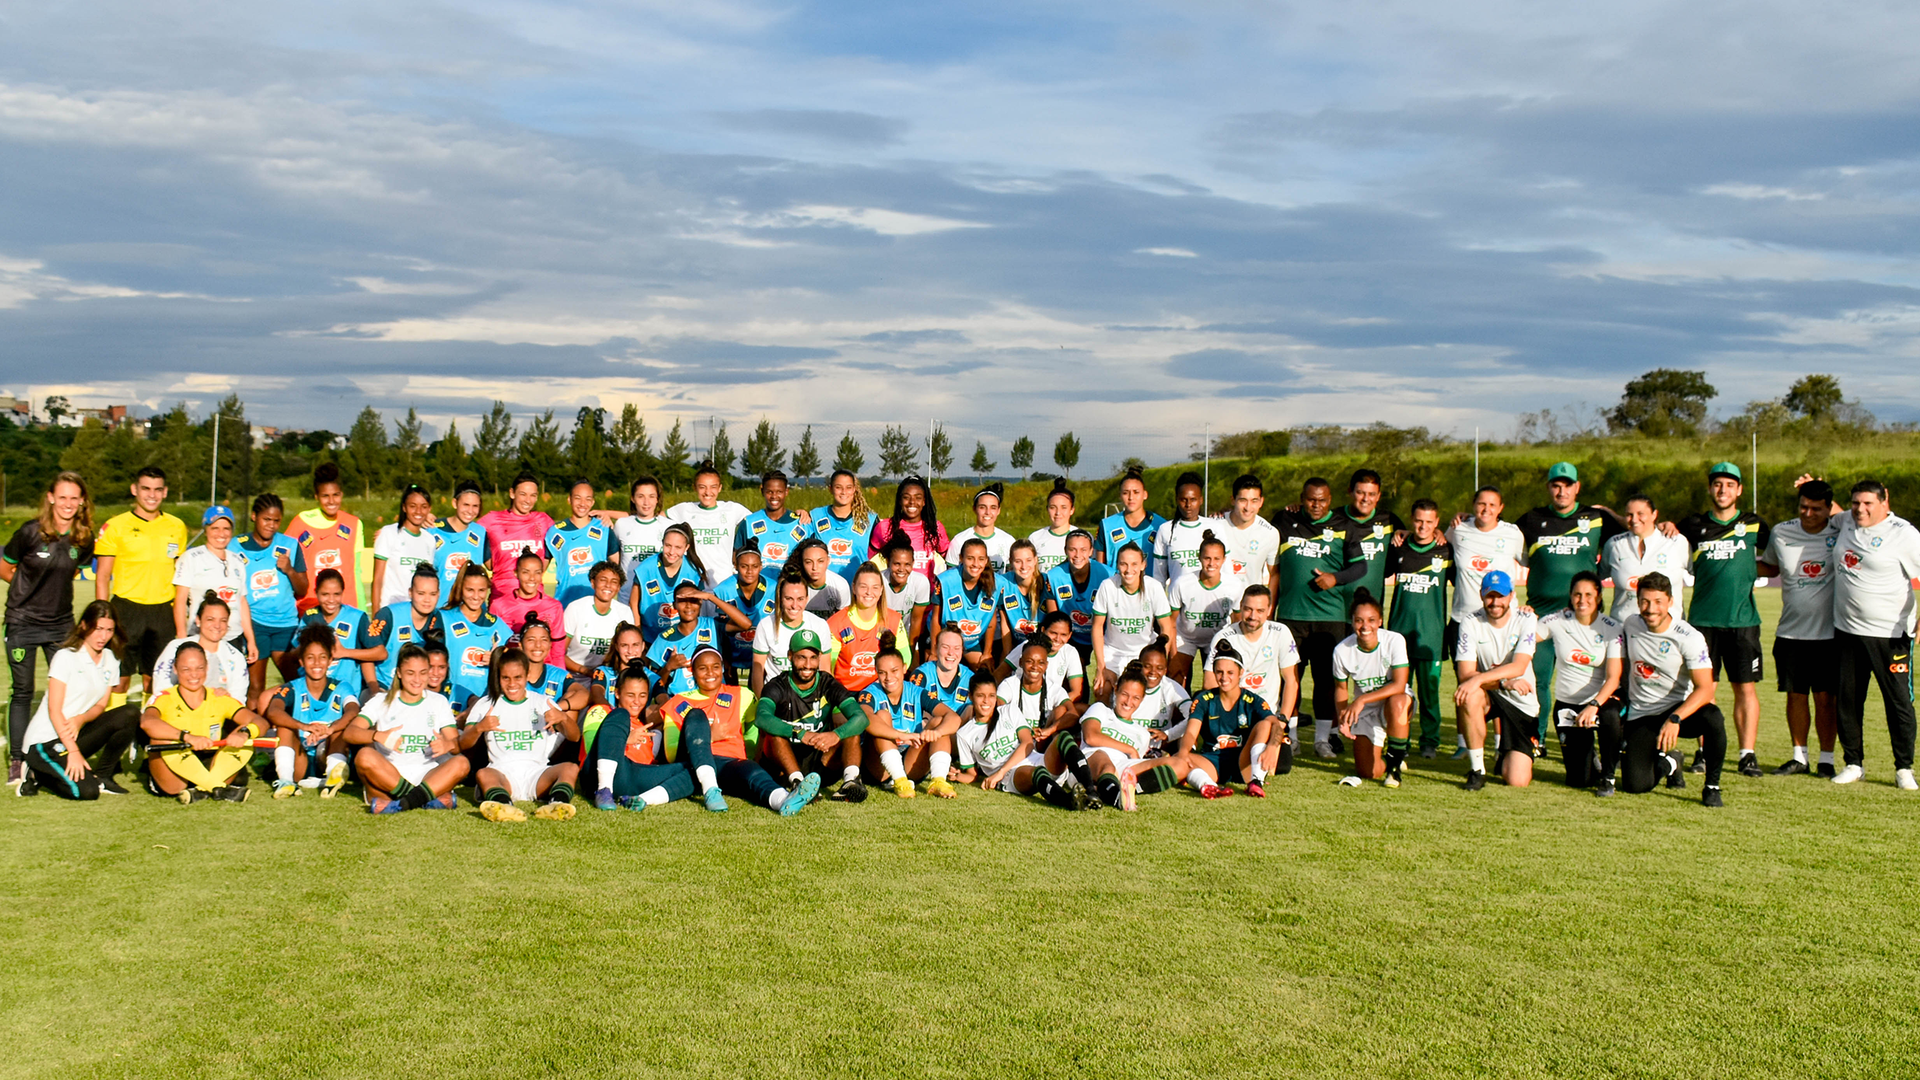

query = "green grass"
[5, 589, 1919, 1079]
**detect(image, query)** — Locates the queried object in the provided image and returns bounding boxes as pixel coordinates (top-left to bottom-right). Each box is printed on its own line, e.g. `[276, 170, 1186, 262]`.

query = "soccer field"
[5, 589, 1918, 1079]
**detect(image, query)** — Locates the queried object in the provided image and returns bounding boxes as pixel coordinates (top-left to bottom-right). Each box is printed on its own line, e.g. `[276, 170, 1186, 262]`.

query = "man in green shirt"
[1515, 462, 1625, 744]
[1328, 468, 1406, 616]
[1270, 477, 1351, 757]
[1676, 462, 1770, 779]
[1383, 499, 1451, 755]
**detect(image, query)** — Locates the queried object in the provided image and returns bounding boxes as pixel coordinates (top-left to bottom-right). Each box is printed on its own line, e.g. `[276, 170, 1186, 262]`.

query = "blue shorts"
[255, 624, 299, 655]
[1194, 747, 1246, 784]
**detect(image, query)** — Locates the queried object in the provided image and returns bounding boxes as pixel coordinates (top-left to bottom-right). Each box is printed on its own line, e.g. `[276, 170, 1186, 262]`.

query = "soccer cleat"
[1531, 743, 1545, 759]
[1041, 779, 1079, 811]
[482, 800, 527, 822]
[926, 777, 958, 800]
[1774, 759, 1809, 776]
[366, 793, 402, 814]
[1200, 784, 1235, 799]
[215, 785, 249, 803]
[1595, 777, 1615, 797]
[1327, 731, 1344, 754]
[179, 788, 211, 805]
[1464, 770, 1485, 792]
[891, 777, 916, 799]
[1450, 745, 1469, 760]
[1244, 779, 1267, 798]
[1701, 786, 1724, 808]
[1382, 771, 1400, 789]
[1116, 772, 1136, 811]
[16, 772, 35, 797]
[1313, 740, 1336, 759]
[595, 788, 618, 811]
[321, 761, 348, 798]
[272, 780, 300, 799]
[1817, 762, 1836, 778]
[781, 773, 821, 816]
[1897, 769, 1918, 791]
[619, 795, 647, 812]
[704, 788, 730, 812]
[534, 800, 576, 821]
[1832, 764, 1864, 785]
[1738, 754, 1762, 778]
[425, 792, 458, 810]
[1688, 748, 1706, 774]
[834, 777, 869, 803]
[96, 773, 129, 796]
[1664, 753, 1686, 789]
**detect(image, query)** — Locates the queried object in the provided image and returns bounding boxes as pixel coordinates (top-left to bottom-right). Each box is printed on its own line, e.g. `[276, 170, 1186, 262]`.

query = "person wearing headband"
[950, 483, 1014, 574]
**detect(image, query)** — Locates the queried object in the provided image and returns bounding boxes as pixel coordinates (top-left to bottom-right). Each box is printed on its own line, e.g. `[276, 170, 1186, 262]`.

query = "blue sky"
[3, 0, 1917, 470]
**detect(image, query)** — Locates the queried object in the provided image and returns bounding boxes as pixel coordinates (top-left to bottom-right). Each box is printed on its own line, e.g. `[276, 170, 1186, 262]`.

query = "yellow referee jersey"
[97, 510, 188, 605]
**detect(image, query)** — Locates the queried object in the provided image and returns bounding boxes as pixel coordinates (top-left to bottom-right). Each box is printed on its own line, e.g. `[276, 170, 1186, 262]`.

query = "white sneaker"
[1832, 764, 1865, 785]
[1897, 769, 1918, 791]
[1313, 740, 1337, 759]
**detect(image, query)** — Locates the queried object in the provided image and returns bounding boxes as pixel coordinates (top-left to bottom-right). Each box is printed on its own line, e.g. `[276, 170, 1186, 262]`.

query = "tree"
[969, 441, 994, 482]
[740, 417, 786, 478]
[43, 395, 71, 424]
[430, 419, 469, 494]
[658, 419, 691, 488]
[59, 419, 109, 483]
[791, 426, 822, 480]
[518, 409, 567, 487]
[708, 422, 734, 482]
[206, 393, 254, 500]
[1052, 431, 1081, 479]
[1009, 435, 1034, 471]
[1210, 430, 1291, 459]
[145, 403, 205, 497]
[834, 429, 865, 476]
[391, 407, 426, 491]
[1120, 456, 1148, 473]
[567, 406, 609, 486]
[608, 404, 651, 481]
[473, 401, 515, 497]
[1784, 374, 1845, 422]
[928, 424, 953, 478]
[877, 425, 919, 477]
[343, 406, 389, 498]
[1607, 369, 1717, 437]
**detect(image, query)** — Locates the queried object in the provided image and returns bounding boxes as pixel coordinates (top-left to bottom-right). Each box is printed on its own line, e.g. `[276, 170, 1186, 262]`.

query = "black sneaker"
[832, 777, 868, 803]
[97, 773, 130, 796]
[1040, 779, 1080, 811]
[1595, 777, 1615, 797]
[1688, 748, 1706, 774]
[178, 788, 210, 805]
[1817, 762, 1837, 778]
[1774, 759, 1809, 776]
[215, 785, 250, 803]
[5, 758, 22, 789]
[1666, 763, 1687, 791]
[1701, 786, 1724, 808]
[17, 771, 38, 797]
[1326, 731, 1345, 755]
[1738, 754, 1762, 778]
[1464, 770, 1485, 792]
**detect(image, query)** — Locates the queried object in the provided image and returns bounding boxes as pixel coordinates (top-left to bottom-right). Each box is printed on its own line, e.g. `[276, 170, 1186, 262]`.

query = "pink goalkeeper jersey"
[478, 509, 556, 600]
[493, 589, 567, 656]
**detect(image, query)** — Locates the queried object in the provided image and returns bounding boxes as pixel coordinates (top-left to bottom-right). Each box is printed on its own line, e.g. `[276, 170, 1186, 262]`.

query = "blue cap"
[202, 505, 235, 527]
[1480, 570, 1514, 597]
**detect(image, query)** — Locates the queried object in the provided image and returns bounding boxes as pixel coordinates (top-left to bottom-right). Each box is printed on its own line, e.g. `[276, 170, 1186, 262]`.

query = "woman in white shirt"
[19, 601, 139, 799]
[347, 642, 468, 812]
[152, 593, 254, 704]
[172, 505, 257, 658]
[1089, 544, 1174, 701]
[370, 485, 440, 613]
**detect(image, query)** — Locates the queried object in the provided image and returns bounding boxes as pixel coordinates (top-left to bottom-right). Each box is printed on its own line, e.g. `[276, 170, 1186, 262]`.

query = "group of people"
[5, 452, 1917, 815]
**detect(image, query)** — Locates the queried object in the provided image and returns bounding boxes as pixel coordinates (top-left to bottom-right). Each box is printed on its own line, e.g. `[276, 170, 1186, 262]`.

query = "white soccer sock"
[788, 771, 804, 785]
[1187, 768, 1212, 791]
[1820, 750, 1835, 765]
[597, 761, 617, 790]
[1467, 748, 1485, 773]
[843, 766, 861, 783]
[1249, 743, 1267, 782]
[1313, 718, 1332, 743]
[325, 752, 347, 771]
[695, 765, 718, 792]
[638, 786, 672, 806]
[1457, 732, 1468, 750]
[880, 748, 907, 782]
[767, 788, 788, 811]
[1740, 746, 1755, 757]
[274, 745, 295, 782]
[928, 750, 951, 778]
[1792, 745, 1809, 764]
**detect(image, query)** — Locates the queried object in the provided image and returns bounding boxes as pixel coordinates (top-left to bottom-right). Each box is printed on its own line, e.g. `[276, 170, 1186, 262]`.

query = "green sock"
[401, 785, 434, 810]
[1140, 764, 1178, 794]
[545, 783, 575, 805]
[483, 787, 511, 805]
[390, 778, 416, 799]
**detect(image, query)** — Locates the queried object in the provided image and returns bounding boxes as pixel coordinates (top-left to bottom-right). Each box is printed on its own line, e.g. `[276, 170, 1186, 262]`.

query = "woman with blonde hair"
[4, 470, 95, 790]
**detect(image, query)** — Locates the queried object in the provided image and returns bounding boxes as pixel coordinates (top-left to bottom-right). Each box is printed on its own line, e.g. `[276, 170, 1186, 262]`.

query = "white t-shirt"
[1764, 519, 1840, 641]
[1136, 677, 1190, 726]
[666, 501, 750, 585]
[1832, 513, 1920, 638]
[24, 647, 122, 746]
[1213, 515, 1280, 586]
[1092, 577, 1173, 670]
[1168, 572, 1245, 653]
[1535, 610, 1625, 706]
[1622, 614, 1712, 716]
[1602, 530, 1693, 623]
[804, 572, 853, 618]
[1209, 621, 1300, 712]
[464, 691, 561, 767]
[1081, 701, 1153, 757]
[1027, 528, 1073, 575]
[373, 523, 439, 611]
[1446, 521, 1526, 622]
[1153, 519, 1213, 586]
[613, 516, 669, 605]
[949, 527, 1015, 573]
[562, 595, 626, 668]
[1452, 609, 1540, 715]
[1331, 630, 1412, 721]
[360, 690, 458, 764]
[881, 572, 931, 617]
[152, 637, 251, 699]
[955, 703, 1031, 773]
[750, 612, 834, 679]
[996, 673, 1063, 728]
[171, 545, 252, 643]
[1046, 646, 1084, 694]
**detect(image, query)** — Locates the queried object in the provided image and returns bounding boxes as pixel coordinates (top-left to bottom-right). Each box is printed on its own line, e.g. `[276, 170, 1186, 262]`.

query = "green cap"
[1708, 461, 1743, 482]
[1546, 462, 1578, 484]
[786, 628, 824, 655]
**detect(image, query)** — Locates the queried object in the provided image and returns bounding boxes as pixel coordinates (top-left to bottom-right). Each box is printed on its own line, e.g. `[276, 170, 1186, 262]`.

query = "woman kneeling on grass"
[1332, 590, 1413, 789]
[18, 601, 139, 800]
[953, 672, 1080, 809]
[858, 632, 962, 799]
[142, 641, 267, 804]
[263, 623, 359, 798]
[465, 646, 580, 822]
[349, 644, 467, 813]
[593, 650, 818, 816]
[1170, 641, 1285, 799]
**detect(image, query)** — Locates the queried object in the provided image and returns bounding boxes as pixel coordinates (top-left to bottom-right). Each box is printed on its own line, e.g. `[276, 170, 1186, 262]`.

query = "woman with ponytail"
[1166, 529, 1245, 688]
[856, 635, 963, 799]
[462, 646, 580, 821]
[933, 537, 1004, 673]
[878, 535, 932, 659]
[866, 474, 949, 585]
[1076, 661, 1170, 810]
[627, 523, 707, 641]
[1172, 639, 1288, 799]
[440, 562, 511, 712]
[827, 563, 907, 693]
[1098, 467, 1166, 575]
[1089, 543, 1174, 701]
[666, 461, 750, 585]
[809, 469, 875, 579]
[153, 592, 251, 700]
[996, 539, 1046, 664]
[345, 643, 466, 812]
[950, 483, 1013, 572]
[1027, 478, 1077, 575]
[1152, 472, 1210, 586]
[1330, 590, 1413, 788]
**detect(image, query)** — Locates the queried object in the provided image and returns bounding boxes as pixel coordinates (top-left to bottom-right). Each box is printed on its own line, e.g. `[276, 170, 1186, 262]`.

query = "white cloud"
[1135, 247, 1198, 257]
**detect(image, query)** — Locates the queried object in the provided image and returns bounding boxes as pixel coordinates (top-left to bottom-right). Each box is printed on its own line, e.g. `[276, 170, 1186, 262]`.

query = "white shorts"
[392, 756, 436, 786]
[1084, 745, 1143, 775]
[995, 751, 1046, 793]
[492, 759, 550, 801]
[1349, 710, 1388, 747]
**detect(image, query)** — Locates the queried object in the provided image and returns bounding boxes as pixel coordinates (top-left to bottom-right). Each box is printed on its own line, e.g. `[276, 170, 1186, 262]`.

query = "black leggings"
[22, 703, 143, 800]
[1621, 704, 1726, 793]
[1282, 620, 1346, 722]
[1557, 699, 1624, 787]
[6, 634, 60, 760]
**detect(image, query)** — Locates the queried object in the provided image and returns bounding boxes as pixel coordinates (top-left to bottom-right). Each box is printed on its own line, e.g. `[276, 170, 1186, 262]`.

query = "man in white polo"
[1829, 480, 1920, 788]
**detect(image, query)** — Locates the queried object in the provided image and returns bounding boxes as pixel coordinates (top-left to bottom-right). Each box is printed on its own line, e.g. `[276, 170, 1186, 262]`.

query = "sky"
[3, 0, 1918, 471]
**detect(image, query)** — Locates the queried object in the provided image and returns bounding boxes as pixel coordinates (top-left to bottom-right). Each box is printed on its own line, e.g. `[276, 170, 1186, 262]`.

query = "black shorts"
[1194, 747, 1246, 784]
[1280, 620, 1347, 657]
[788, 740, 851, 777]
[1487, 693, 1537, 759]
[110, 598, 175, 678]
[1703, 625, 1764, 685]
[1774, 637, 1838, 695]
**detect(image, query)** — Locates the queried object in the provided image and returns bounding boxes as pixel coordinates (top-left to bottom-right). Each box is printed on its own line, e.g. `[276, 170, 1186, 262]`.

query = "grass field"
[6, 588, 1919, 1079]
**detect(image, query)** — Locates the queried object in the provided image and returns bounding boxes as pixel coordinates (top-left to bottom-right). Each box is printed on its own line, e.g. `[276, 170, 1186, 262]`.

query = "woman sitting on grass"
[348, 643, 467, 813]
[1169, 641, 1284, 800]
[262, 623, 359, 799]
[858, 632, 962, 799]
[142, 641, 266, 804]
[953, 671, 1079, 810]
[152, 592, 251, 700]
[17, 601, 139, 800]
[463, 646, 579, 822]
[1331, 590, 1413, 789]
